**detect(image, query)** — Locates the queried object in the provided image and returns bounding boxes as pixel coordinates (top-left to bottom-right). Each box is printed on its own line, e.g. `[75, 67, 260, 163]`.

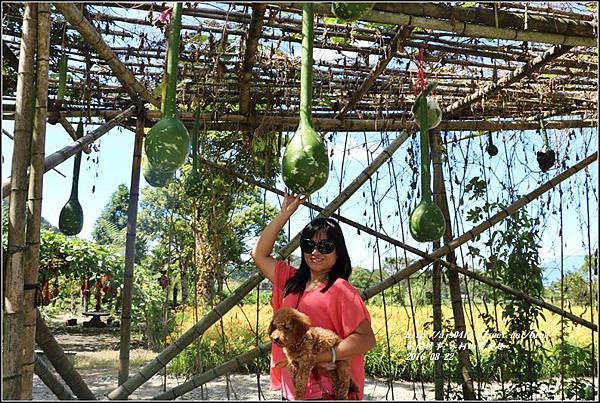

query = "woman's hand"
[280, 188, 308, 218]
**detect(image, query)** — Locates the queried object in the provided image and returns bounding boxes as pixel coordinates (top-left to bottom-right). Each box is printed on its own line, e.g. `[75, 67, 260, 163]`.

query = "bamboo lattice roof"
[2, 2, 598, 133]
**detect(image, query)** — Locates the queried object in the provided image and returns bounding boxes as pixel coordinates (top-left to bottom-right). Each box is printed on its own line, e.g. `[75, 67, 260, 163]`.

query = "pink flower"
[159, 7, 173, 25]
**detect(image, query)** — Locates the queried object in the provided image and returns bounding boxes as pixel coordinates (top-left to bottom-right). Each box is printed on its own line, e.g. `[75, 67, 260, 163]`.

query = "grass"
[74, 349, 157, 370]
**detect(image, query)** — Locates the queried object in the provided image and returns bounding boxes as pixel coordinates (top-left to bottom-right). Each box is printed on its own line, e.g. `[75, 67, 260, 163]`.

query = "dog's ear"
[292, 310, 311, 335]
[268, 319, 275, 335]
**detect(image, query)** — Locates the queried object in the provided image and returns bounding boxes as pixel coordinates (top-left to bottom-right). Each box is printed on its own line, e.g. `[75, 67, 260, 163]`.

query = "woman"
[252, 189, 376, 400]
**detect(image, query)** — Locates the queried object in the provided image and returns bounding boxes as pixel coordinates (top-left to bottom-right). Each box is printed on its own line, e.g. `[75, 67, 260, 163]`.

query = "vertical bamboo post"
[431, 131, 475, 399]
[2, 4, 37, 399]
[21, 3, 51, 399]
[431, 128, 445, 399]
[118, 105, 145, 385]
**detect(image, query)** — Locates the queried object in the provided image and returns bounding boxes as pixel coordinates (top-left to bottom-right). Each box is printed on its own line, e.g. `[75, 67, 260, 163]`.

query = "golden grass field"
[170, 303, 597, 352]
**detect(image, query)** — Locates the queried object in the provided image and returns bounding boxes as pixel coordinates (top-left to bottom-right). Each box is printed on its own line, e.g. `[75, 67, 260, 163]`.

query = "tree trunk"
[21, 4, 50, 398]
[35, 310, 96, 399]
[3, 4, 37, 399]
[179, 260, 188, 305]
[118, 108, 145, 386]
[431, 132, 475, 400]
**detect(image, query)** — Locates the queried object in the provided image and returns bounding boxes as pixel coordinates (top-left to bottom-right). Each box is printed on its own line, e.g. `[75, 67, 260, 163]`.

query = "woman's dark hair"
[283, 217, 352, 296]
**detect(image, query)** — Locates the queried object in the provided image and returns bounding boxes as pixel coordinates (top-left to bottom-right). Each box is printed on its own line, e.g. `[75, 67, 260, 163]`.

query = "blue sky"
[2, 117, 597, 285]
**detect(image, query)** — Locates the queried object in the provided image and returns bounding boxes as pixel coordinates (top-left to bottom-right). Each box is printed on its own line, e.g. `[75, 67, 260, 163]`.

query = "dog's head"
[269, 307, 311, 348]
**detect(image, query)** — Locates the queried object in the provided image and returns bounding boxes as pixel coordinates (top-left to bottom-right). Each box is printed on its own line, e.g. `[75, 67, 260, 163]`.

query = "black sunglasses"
[300, 238, 336, 254]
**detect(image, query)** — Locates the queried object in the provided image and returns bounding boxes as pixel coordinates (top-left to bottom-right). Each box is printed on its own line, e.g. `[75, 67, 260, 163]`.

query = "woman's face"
[303, 231, 337, 275]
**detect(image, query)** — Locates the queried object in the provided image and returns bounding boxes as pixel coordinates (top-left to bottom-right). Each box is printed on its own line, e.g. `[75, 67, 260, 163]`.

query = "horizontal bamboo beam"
[57, 115, 91, 154]
[52, 3, 159, 108]
[2, 105, 136, 199]
[300, 3, 597, 47]
[40, 109, 597, 133]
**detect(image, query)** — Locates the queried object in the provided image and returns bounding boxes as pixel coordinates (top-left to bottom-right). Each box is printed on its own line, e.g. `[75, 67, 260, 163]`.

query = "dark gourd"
[59, 121, 84, 235]
[409, 82, 446, 242]
[144, 3, 190, 178]
[331, 3, 374, 21]
[536, 119, 555, 172]
[282, 3, 329, 195]
[486, 132, 498, 156]
[184, 106, 203, 197]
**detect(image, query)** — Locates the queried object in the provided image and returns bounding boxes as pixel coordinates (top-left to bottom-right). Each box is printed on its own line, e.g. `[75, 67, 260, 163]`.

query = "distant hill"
[541, 255, 586, 286]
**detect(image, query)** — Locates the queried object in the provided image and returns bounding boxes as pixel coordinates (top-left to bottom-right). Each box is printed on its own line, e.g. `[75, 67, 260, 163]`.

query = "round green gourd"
[143, 3, 190, 180]
[427, 98, 442, 129]
[536, 119, 555, 172]
[409, 82, 446, 242]
[59, 121, 84, 235]
[486, 132, 498, 156]
[331, 3, 374, 21]
[281, 3, 329, 195]
[142, 153, 173, 188]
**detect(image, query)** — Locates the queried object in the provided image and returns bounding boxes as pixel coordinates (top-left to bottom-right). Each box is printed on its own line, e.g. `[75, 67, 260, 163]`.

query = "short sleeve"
[330, 279, 371, 338]
[270, 260, 297, 311]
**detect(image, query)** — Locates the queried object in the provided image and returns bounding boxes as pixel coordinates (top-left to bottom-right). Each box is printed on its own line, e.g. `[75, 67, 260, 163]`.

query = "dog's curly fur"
[269, 307, 357, 400]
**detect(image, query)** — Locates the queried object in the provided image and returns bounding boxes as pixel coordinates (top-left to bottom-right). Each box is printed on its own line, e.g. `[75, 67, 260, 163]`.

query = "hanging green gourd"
[142, 153, 173, 188]
[59, 120, 84, 235]
[48, 52, 68, 125]
[486, 132, 498, 156]
[282, 3, 329, 195]
[536, 118, 555, 172]
[409, 81, 446, 243]
[144, 3, 190, 177]
[331, 3, 374, 21]
[184, 106, 203, 197]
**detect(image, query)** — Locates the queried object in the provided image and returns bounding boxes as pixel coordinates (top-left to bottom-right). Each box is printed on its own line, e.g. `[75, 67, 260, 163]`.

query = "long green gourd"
[409, 82, 446, 242]
[58, 121, 84, 235]
[281, 3, 329, 195]
[144, 3, 190, 180]
[184, 106, 203, 197]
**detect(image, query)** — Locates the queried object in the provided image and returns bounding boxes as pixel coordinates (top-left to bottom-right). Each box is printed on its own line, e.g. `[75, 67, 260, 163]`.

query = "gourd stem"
[163, 3, 183, 119]
[70, 121, 84, 197]
[191, 106, 201, 173]
[419, 103, 432, 202]
[539, 117, 549, 148]
[299, 3, 314, 128]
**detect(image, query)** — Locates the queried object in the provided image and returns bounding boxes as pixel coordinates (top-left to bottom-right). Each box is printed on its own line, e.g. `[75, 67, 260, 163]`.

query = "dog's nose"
[272, 336, 279, 343]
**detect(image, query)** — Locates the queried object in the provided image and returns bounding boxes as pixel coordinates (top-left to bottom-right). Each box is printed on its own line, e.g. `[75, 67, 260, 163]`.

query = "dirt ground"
[32, 313, 439, 400]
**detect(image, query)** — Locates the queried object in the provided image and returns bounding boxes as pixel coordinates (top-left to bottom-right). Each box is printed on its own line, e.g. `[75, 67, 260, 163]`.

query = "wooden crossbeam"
[53, 3, 159, 108]
[336, 25, 413, 120]
[239, 3, 266, 116]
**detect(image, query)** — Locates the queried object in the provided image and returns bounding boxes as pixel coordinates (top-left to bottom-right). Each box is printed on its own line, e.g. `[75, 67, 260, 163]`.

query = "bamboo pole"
[303, 3, 597, 47]
[3, 4, 37, 399]
[52, 3, 159, 108]
[43, 108, 598, 133]
[148, 153, 598, 396]
[117, 106, 145, 385]
[432, 131, 475, 399]
[21, 4, 50, 399]
[33, 354, 75, 400]
[336, 25, 413, 120]
[374, 3, 596, 38]
[239, 3, 266, 116]
[431, 130, 445, 400]
[153, 342, 272, 400]
[199, 155, 598, 331]
[2, 105, 136, 198]
[35, 310, 96, 400]
[58, 114, 91, 154]
[107, 129, 413, 399]
[444, 44, 574, 116]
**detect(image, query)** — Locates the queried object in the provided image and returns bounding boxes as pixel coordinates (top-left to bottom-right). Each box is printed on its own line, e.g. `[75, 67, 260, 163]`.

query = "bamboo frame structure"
[21, 4, 50, 399]
[1, 2, 597, 400]
[3, 4, 37, 399]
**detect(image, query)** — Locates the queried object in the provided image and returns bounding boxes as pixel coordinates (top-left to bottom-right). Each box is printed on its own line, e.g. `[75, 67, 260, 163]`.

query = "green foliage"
[546, 255, 598, 303]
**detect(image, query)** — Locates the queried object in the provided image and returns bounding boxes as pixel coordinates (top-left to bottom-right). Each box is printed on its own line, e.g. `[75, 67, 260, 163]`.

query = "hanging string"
[559, 182, 565, 400]
[254, 187, 268, 401]
[388, 142, 426, 399]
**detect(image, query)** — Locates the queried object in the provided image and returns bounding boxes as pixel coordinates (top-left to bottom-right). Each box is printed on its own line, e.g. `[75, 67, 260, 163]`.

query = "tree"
[91, 183, 147, 262]
[546, 253, 598, 305]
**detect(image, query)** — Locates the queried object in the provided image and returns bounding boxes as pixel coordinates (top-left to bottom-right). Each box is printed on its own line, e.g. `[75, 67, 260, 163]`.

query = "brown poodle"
[269, 307, 358, 400]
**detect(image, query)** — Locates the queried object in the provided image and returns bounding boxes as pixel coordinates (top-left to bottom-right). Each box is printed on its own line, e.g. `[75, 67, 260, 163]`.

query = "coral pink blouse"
[269, 260, 371, 400]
